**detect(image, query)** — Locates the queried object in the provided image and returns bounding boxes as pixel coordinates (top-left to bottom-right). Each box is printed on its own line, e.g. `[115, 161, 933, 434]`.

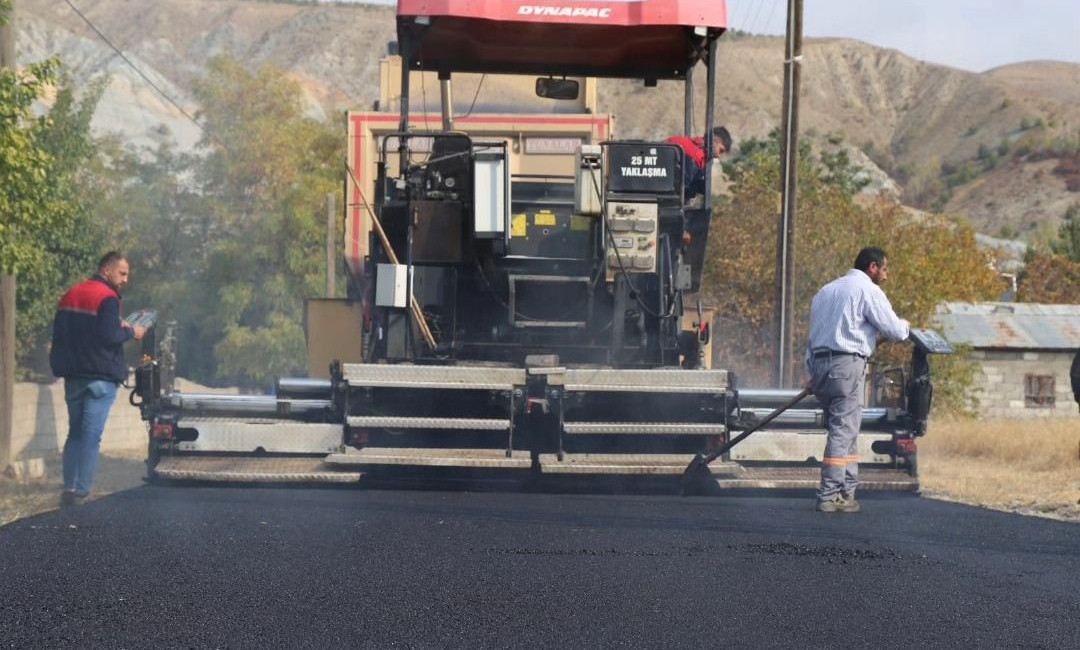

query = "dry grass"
[920, 417, 1080, 521]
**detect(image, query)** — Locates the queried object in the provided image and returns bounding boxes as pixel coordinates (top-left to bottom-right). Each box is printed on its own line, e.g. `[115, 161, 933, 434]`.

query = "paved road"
[1, 482, 1077, 649]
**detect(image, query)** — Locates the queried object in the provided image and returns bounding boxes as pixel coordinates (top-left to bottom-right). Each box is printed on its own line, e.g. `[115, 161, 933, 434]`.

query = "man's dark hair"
[98, 251, 127, 271]
[712, 126, 733, 152]
[853, 247, 886, 272]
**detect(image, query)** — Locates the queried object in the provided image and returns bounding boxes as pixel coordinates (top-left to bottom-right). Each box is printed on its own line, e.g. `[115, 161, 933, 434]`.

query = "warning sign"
[606, 144, 678, 194]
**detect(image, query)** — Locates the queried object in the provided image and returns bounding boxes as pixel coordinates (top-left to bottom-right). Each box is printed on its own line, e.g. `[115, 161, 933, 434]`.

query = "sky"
[770, 0, 1080, 73]
[349, 0, 1080, 73]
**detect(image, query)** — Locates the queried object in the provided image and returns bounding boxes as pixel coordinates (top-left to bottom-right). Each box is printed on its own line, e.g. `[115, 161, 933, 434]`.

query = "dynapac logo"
[518, 5, 613, 18]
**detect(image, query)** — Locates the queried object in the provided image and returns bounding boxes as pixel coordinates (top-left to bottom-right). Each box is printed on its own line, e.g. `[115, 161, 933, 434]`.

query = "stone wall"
[11, 381, 147, 460]
[970, 350, 1079, 418]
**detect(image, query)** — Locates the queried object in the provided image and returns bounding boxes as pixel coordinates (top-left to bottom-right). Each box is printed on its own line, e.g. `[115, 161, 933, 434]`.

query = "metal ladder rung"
[346, 416, 511, 431]
[562, 422, 726, 435]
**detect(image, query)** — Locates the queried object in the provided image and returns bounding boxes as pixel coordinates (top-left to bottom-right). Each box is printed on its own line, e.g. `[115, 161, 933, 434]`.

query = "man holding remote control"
[50, 252, 146, 506]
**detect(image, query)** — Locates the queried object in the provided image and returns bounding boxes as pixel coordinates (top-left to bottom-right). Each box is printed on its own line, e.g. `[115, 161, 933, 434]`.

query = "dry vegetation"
[920, 417, 1080, 521]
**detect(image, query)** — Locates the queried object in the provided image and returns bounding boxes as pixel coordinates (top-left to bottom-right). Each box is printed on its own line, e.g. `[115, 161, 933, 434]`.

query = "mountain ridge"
[17, 0, 1080, 239]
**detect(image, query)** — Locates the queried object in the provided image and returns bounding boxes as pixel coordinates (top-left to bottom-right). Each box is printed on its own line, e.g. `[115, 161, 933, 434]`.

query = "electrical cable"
[585, 163, 677, 320]
[745, 0, 769, 35]
[459, 74, 486, 119]
[62, 0, 204, 134]
[761, 0, 782, 36]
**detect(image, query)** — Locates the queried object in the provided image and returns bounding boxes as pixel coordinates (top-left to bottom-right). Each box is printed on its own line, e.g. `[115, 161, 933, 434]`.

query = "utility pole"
[1, 1, 16, 471]
[774, 0, 803, 388]
[326, 193, 336, 297]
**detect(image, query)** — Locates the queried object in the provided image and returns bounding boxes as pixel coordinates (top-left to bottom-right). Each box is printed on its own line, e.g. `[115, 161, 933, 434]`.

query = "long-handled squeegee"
[680, 387, 812, 496]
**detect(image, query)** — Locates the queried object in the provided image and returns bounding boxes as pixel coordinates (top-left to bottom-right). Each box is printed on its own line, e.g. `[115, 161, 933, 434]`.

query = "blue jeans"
[62, 378, 118, 495]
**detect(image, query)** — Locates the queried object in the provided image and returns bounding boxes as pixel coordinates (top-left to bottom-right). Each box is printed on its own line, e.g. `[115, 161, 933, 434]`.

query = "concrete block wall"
[970, 350, 1078, 419]
[11, 381, 147, 460]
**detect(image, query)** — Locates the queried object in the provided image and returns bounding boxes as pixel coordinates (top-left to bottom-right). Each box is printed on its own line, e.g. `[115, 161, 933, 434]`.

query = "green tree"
[0, 59, 109, 375]
[188, 55, 342, 387]
[703, 134, 1001, 412]
[13, 75, 111, 375]
[94, 143, 218, 381]
[1050, 202, 1080, 263]
[0, 58, 61, 276]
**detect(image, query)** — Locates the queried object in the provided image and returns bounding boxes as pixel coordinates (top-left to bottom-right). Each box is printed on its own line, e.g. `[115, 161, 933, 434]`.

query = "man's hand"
[132, 324, 147, 340]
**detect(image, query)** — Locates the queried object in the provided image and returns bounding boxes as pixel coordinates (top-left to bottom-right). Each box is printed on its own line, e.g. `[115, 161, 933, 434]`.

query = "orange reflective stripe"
[822, 457, 847, 466]
[846, 456, 860, 463]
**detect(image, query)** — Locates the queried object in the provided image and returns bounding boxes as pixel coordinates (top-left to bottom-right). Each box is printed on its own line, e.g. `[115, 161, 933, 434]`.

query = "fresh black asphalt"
[1, 481, 1077, 649]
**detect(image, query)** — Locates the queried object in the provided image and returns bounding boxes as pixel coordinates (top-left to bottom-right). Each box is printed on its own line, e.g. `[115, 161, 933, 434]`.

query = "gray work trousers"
[808, 353, 867, 500]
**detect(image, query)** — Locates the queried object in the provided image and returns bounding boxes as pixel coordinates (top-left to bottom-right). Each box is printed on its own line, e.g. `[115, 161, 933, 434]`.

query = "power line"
[737, 0, 764, 33]
[762, 0, 782, 35]
[459, 74, 485, 119]
[746, 0, 770, 35]
[61, 0, 204, 134]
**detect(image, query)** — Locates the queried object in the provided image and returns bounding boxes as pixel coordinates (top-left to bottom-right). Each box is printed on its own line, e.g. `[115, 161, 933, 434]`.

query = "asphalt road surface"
[1, 481, 1077, 649]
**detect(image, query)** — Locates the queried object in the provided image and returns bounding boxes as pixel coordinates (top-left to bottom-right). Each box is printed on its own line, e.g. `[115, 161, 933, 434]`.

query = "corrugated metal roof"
[932, 302, 1080, 350]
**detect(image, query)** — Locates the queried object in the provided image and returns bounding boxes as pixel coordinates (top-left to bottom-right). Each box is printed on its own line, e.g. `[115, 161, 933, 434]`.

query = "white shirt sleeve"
[864, 285, 909, 342]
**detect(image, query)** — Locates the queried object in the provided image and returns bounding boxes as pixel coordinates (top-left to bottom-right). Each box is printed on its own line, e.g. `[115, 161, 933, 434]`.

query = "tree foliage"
[188, 56, 341, 387]
[13, 75, 111, 375]
[0, 58, 62, 275]
[1016, 203, 1080, 303]
[703, 131, 1002, 411]
[1016, 252, 1080, 304]
[1, 61, 108, 376]
[103, 56, 342, 388]
[9, 54, 342, 387]
[1049, 202, 1080, 263]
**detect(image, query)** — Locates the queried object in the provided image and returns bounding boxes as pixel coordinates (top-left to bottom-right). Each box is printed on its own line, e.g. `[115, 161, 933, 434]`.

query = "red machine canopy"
[396, 0, 729, 80]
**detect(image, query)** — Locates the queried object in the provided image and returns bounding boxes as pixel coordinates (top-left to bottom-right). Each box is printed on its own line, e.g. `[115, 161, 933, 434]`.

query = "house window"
[1024, 374, 1056, 408]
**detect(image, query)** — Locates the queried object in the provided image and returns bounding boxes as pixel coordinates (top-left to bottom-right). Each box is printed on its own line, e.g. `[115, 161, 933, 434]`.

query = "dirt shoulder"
[918, 416, 1080, 522]
[1, 450, 147, 527]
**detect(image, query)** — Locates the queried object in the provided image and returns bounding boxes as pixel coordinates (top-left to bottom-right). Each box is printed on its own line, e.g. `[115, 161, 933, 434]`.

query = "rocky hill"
[17, 0, 1080, 239]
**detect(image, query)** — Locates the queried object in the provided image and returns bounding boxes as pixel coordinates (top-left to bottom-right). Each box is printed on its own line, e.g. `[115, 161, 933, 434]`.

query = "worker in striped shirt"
[805, 247, 910, 513]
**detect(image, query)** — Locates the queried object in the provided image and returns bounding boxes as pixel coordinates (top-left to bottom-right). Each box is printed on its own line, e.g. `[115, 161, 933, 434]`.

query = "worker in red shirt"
[666, 125, 732, 206]
[666, 126, 732, 291]
[50, 252, 146, 506]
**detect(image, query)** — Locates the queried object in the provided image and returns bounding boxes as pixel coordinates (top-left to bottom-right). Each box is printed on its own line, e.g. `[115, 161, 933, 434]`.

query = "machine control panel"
[605, 201, 658, 279]
[909, 328, 954, 355]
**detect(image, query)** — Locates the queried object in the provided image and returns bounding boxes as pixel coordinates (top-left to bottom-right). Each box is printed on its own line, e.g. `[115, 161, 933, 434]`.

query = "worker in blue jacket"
[50, 252, 146, 506]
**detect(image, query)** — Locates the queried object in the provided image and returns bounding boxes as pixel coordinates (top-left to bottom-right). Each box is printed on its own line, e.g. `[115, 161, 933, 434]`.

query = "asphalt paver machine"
[135, 0, 948, 490]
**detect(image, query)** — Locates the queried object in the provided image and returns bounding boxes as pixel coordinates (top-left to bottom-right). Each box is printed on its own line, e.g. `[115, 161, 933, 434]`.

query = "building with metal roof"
[933, 302, 1080, 418]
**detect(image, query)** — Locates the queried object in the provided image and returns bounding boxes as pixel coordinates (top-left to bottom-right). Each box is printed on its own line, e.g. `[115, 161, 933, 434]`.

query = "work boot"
[60, 490, 88, 507]
[838, 493, 861, 513]
[815, 493, 849, 513]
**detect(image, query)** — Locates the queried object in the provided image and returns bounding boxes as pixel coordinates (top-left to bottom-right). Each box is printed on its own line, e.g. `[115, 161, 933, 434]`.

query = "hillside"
[17, 0, 1080, 239]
